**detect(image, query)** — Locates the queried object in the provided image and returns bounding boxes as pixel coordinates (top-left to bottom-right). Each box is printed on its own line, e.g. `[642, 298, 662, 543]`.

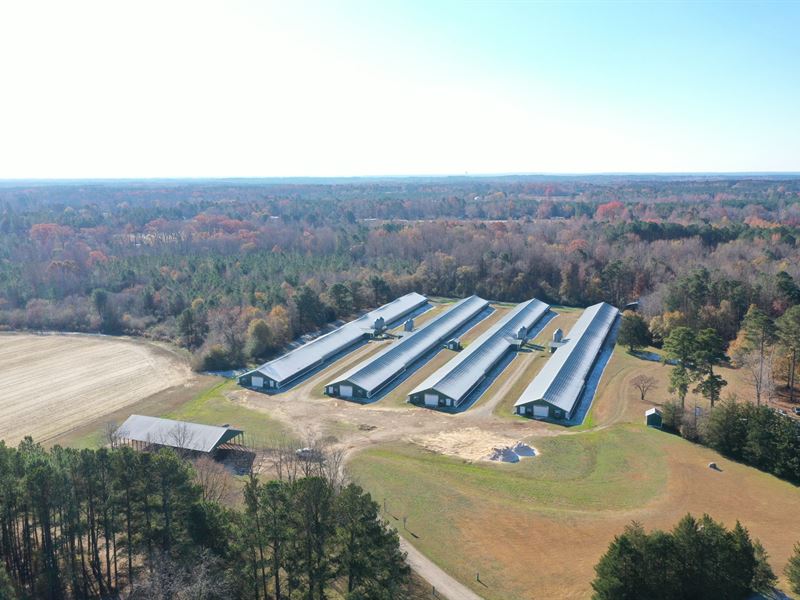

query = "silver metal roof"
[115, 415, 243, 453]
[326, 295, 490, 395]
[514, 302, 619, 413]
[249, 292, 427, 385]
[410, 298, 550, 404]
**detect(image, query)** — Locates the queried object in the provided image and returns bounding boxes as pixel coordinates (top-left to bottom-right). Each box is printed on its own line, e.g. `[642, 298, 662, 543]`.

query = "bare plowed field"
[0, 334, 193, 444]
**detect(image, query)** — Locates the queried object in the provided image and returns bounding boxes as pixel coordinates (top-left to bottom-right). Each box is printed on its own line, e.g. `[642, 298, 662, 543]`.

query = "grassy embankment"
[350, 425, 666, 600]
[350, 423, 800, 599]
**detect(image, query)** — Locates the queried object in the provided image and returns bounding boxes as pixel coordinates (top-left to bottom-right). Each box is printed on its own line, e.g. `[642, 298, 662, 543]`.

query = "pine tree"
[663, 327, 698, 408]
[617, 312, 650, 353]
[777, 305, 800, 403]
[786, 542, 800, 595]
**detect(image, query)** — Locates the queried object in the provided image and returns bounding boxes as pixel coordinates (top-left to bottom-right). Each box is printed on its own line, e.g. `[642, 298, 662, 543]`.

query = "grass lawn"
[350, 425, 667, 599]
[165, 379, 289, 444]
[66, 378, 289, 449]
[350, 424, 800, 599]
[588, 344, 757, 428]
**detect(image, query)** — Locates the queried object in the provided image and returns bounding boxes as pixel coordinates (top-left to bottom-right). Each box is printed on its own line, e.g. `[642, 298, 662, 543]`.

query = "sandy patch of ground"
[0, 333, 194, 445]
[412, 427, 536, 462]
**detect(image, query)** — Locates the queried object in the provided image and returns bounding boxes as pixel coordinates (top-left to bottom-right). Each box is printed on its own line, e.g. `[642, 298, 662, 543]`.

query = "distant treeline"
[2, 178, 800, 371]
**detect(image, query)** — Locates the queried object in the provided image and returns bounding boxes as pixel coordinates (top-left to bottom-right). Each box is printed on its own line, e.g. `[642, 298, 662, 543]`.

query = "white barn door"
[533, 405, 549, 418]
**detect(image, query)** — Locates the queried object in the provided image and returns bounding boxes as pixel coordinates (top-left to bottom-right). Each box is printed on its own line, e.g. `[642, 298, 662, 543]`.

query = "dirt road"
[401, 537, 485, 600]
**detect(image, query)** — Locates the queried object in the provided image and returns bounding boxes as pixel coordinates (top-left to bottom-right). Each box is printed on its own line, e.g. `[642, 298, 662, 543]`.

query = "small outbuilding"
[645, 407, 663, 428]
[444, 338, 462, 351]
[549, 328, 565, 353]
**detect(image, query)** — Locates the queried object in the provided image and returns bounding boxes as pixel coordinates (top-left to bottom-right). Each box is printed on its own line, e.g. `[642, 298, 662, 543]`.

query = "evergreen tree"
[786, 542, 800, 595]
[736, 305, 776, 405]
[692, 328, 727, 408]
[617, 311, 650, 353]
[775, 271, 800, 307]
[327, 282, 354, 316]
[663, 327, 698, 408]
[0, 563, 17, 600]
[0, 442, 411, 600]
[245, 319, 273, 359]
[777, 305, 800, 403]
[593, 514, 773, 600]
[334, 484, 409, 596]
[294, 286, 328, 330]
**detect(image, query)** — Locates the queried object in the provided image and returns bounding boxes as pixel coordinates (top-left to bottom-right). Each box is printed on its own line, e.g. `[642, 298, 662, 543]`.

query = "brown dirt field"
[0, 333, 196, 445]
[49, 373, 218, 448]
[414, 427, 533, 462]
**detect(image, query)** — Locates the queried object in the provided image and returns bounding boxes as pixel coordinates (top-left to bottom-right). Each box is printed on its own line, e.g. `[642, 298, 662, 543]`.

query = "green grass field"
[349, 425, 667, 599]
[351, 424, 666, 513]
[349, 423, 800, 599]
[164, 379, 289, 444]
[68, 379, 289, 449]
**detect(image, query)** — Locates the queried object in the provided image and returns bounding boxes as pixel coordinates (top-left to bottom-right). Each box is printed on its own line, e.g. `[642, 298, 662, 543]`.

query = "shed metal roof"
[411, 298, 550, 404]
[116, 415, 243, 453]
[249, 292, 427, 385]
[514, 302, 619, 413]
[326, 295, 490, 395]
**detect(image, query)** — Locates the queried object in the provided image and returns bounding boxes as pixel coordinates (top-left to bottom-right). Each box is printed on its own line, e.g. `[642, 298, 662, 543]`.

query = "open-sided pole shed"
[115, 415, 244, 456]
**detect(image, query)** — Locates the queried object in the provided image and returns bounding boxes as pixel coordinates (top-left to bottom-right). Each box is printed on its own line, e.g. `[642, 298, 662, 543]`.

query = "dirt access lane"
[401, 537, 485, 600]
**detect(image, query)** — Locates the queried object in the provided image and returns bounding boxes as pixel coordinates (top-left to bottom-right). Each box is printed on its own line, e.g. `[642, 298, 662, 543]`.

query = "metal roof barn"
[514, 302, 619, 419]
[325, 295, 490, 399]
[240, 292, 427, 390]
[409, 298, 550, 408]
[115, 415, 243, 454]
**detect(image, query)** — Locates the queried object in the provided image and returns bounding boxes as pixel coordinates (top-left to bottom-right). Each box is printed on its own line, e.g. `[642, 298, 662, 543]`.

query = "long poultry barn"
[514, 301, 619, 420]
[324, 295, 490, 400]
[239, 292, 428, 392]
[408, 298, 550, 409]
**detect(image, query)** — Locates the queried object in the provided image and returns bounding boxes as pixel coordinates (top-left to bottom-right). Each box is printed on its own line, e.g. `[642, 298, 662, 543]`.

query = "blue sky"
[0, 0, 797, 177]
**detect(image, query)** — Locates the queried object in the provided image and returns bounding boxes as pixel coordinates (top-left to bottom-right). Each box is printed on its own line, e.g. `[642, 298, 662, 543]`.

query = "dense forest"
[0, 439, 409, 600]
[2, 177, 800, 374]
